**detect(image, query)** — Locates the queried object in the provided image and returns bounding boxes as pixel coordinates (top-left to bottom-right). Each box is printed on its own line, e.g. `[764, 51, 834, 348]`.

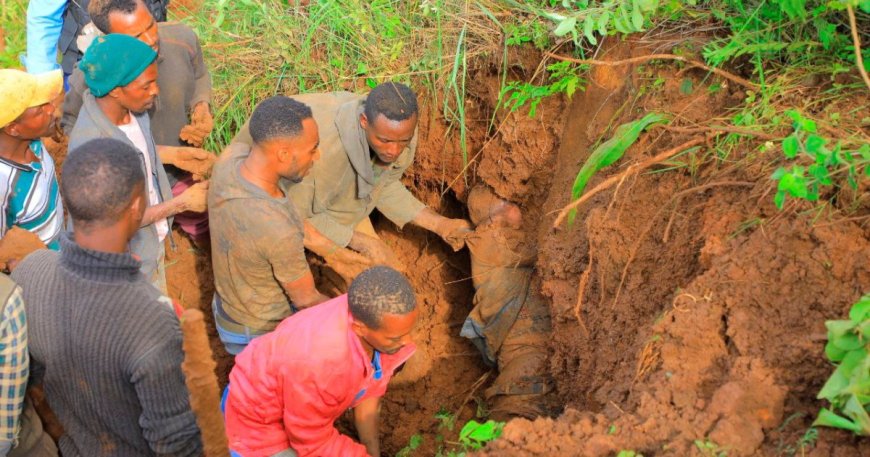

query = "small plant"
[617, 450, 644, 457]
[502, 61, 588, 117]
[435, 408, 456, 431]
[813, 294, 870, 435]
[396, 434, 423, 457]
[771, 110, 870, 209]
[694, 439, 728, 457]
[457, 420, 504, 450]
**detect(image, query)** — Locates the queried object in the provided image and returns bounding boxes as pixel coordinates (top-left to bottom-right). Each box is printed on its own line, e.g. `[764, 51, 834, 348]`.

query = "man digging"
[229, 82, 470, 276]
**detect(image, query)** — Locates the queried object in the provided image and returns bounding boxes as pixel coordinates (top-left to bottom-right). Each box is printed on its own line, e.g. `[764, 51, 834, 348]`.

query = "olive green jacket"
[231, 91, 425, 246]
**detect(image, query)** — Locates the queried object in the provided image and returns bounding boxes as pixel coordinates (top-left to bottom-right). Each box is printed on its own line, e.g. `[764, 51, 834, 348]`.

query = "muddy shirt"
[209, 144, 309, 331]
[231, 92, 426, 247]
[63, 22, 212, 148]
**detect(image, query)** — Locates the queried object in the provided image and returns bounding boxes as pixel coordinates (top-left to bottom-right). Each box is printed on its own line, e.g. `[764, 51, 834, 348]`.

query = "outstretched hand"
[160, 147, 216, 181]
[178, 181, 210, 213]
[436, 218, 472, 251]
[349, 232, 406, 273]
[179, 103, 214, 147]
[325, 248, 374, 284]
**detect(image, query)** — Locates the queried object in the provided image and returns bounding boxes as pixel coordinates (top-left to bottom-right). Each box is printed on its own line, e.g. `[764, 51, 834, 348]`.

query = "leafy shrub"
[814, 294, 870, 435]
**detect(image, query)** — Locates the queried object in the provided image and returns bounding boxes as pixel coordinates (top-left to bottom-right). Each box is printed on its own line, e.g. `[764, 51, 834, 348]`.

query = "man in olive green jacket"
[230, 82, 470, 271]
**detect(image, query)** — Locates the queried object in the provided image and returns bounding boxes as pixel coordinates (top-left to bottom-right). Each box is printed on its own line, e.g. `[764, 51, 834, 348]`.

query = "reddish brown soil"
[160, 35, 870, 457]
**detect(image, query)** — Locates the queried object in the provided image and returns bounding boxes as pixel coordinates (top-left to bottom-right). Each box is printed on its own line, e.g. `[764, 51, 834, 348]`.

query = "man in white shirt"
[68, 33, 208, 292]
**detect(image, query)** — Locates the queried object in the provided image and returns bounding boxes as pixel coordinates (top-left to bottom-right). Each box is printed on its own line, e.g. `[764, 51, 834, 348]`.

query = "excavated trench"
[166, 37, 870, 456]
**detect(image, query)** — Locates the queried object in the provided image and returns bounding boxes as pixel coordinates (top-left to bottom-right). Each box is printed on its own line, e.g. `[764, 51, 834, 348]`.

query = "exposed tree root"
[847, 5, 870, 91]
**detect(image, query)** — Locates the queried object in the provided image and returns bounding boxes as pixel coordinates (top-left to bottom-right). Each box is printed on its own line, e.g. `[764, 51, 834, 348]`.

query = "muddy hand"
[179, 181, 210, 213]
[352, 233, 406, 272]
[160, 146, 216, 180]
[437, 218, 472, 251]
[179, 103, 214, 147]
[326, 248, 374, 284]
[0, 227, 47, 271]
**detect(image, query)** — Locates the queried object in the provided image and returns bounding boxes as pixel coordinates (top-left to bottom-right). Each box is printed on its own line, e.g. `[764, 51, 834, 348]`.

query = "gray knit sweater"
[11, 233, 202, 457]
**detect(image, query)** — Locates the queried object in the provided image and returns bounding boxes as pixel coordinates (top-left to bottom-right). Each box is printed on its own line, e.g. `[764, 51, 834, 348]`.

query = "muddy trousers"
[485, 297, 553, 420]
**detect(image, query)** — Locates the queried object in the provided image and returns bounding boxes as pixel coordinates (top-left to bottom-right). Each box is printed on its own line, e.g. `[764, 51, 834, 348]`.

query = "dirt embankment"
[161, 35, 869, 457]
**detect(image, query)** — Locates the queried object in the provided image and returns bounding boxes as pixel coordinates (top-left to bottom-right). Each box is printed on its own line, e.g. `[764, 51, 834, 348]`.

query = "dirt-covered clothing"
[68, 91, 173, 283]
[208, 143, 309, 332]
[62, 22, 212, 149]
[231, 92, 426, 247]
[11, 232, 202, 457]
[225, 294, 415, 457]
[461, 224, 553, 418]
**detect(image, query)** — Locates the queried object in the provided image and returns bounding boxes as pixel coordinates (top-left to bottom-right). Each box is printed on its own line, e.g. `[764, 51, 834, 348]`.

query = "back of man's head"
[349, 266, 416, 328]
[62, 138, 145, 230]
[249, 96, 313, 145]
[89, 0, 142, 34]
[364, 82, 418, 122]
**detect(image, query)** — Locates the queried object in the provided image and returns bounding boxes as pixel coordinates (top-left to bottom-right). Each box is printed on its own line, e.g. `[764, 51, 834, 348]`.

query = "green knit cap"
[80, 34, 157, 97]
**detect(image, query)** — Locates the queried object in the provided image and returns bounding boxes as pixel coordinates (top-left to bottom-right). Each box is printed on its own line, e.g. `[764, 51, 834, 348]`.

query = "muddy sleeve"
[280, 368, 369, 457]
[189, 32, 211, 108]
[260, 206, 310, 284]
[131, 320, 203, 457]
[61, 71, 86, 135]
[308, 212, 355, 248]
[375, 180, 426, 229]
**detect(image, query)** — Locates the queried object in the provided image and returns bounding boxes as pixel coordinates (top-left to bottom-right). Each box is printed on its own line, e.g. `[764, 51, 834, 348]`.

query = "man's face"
[107, 1, 160, 52]
[272, 117, 321, 183]
[114, 63, 159, 114]
[4, 102, 58, 140]
[360, 113, 417, 164]
[356, 308, 419, 355]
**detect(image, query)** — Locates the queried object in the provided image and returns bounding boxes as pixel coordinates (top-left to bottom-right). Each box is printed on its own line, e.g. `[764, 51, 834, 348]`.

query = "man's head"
[62, 138, 146, 238]
[349, 266, 419, 355]
[360, 82, 418, 164]
[249, 96, 320, 183]
[467, 185, 522, 229]
[0, 69, 63, 141]
[89, 0, 159, 52]
[80, 34, 159, 113]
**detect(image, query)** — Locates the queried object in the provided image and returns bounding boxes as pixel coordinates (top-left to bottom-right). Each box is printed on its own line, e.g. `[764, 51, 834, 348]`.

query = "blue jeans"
[212, 294, 266, 355]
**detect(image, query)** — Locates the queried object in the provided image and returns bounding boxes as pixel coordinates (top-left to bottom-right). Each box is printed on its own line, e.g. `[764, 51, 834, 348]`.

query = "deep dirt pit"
[161, 38, 870, 456]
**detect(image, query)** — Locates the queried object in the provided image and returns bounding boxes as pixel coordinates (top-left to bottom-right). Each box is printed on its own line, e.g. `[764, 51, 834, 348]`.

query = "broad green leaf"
[783, 135, 799, 158]
[837, 347, 867, 376]
[771, 167, 788, 180]
[860, 0, 870, 13]
[774, 190, 786, 209]
[814, 408, 863, 432]
[805, 134, 827, 154]
[583, 15, 597, 45]
[631, 0, 644, 30]
[828, 320, 858, 340]
[809, 164, 833, 185]
[833, 332, 864, 352]
[567, 113, 669, 226]
[818, 359, 849, 399]
[843, 395, 870, 434]
[597, 11, 611, 36]
[850, 295, 870, 322]
[554, 17, 577, 37]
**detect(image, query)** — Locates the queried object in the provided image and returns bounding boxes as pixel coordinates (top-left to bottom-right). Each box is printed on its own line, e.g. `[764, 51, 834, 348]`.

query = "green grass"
[0, 0, 27, 68]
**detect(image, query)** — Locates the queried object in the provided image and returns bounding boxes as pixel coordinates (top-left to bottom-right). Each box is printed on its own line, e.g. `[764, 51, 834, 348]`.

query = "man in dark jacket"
[12, 138, 202, 456]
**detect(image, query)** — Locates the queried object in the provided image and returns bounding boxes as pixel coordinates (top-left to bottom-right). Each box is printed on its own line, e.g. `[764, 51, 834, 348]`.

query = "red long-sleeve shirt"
[224, 295, 416, 457]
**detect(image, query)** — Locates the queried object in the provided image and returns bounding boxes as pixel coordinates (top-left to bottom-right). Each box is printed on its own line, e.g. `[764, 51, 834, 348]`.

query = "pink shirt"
[225, 295, 416, 457]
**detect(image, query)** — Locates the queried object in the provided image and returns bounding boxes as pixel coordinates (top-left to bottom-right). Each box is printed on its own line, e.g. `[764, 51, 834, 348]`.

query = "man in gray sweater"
[11, 138, 202, 456]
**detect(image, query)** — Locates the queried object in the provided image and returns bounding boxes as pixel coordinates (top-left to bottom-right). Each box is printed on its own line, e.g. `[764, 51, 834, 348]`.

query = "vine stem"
[544, 52, 758, 90]
[847, 5, 870, 91]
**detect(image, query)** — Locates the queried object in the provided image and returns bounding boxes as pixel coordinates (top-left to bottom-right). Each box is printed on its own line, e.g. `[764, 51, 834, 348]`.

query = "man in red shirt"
[224, 266, 418, 457]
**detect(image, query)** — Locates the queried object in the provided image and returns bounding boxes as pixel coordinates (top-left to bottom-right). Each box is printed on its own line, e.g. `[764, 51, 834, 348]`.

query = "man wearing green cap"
[0, 68, 65, 270]
[69, 33, 209, 292]
[63, 0, 214, 246]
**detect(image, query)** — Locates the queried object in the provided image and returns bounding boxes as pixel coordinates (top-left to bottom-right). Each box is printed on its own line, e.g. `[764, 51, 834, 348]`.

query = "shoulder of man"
[9, 249, 57, 288]
[157, 22, 201, 58]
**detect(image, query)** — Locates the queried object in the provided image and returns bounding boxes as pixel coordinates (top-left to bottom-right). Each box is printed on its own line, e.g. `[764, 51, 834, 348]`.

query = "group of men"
[0, 0, 554, 455]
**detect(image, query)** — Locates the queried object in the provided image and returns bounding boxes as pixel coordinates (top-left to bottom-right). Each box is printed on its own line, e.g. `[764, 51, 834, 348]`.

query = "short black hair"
[249, 96, 313, 145]
[364, 82, 418, 122]
[62, 138, 144, 227]
[348, 266, 416, 328]
[88, 0, 143, 34]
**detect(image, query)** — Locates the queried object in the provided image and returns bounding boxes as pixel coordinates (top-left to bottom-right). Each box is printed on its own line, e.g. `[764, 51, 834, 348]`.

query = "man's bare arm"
[280, 271, 329, 309]
[354, 397, 380, 457]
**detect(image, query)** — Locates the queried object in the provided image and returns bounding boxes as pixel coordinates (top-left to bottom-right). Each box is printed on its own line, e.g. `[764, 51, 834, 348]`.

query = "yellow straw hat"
[0, 69, 63, 129]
